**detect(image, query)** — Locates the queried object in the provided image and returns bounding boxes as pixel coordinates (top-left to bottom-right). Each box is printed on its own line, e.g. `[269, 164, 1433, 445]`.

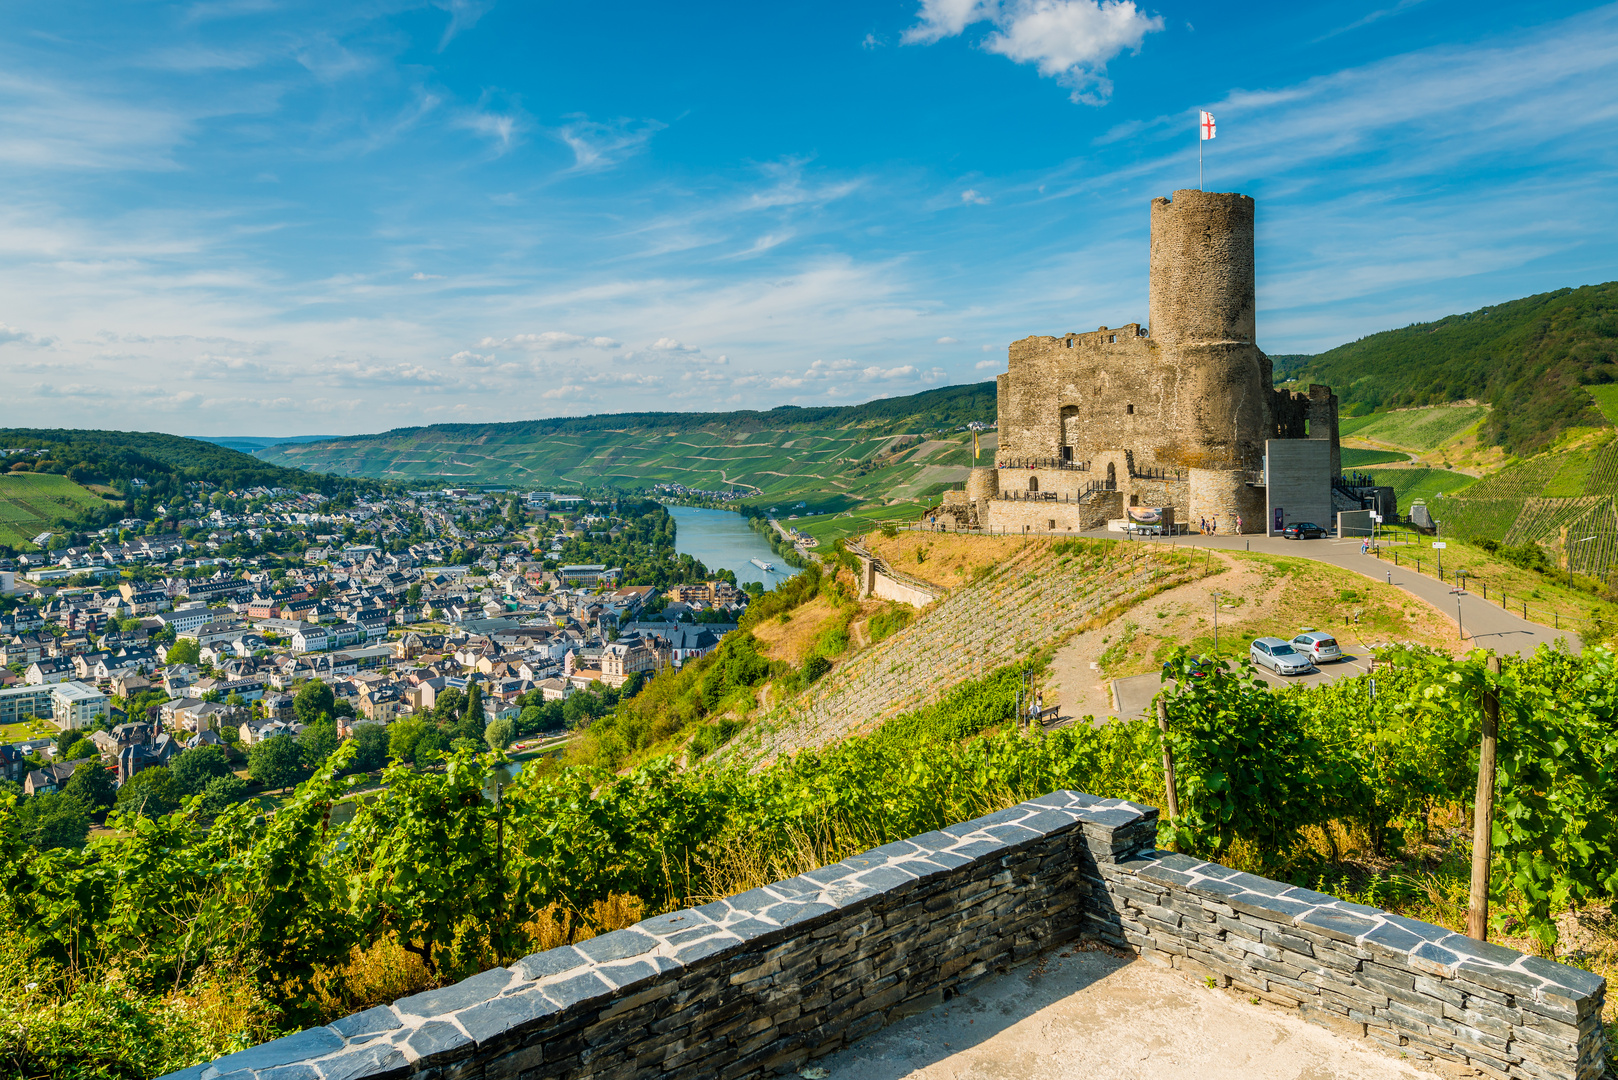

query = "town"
[0, 483, 752, 838]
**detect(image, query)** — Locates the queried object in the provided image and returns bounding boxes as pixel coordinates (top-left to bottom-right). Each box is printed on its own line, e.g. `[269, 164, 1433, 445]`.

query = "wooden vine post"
[1157, 698, 1180, 850]
[1467, 655, 1502, 940]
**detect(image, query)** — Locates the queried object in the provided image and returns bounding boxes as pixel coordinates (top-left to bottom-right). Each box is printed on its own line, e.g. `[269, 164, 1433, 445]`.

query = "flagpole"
[1198, 111, 1203, 190]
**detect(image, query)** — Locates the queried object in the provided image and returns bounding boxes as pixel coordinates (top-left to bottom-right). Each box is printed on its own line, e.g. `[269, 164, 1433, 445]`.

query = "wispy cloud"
[556, 115, 667, 172]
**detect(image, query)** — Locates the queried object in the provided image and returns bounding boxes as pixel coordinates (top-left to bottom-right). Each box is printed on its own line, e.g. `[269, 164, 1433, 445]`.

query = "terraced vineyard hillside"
[258, 384, 994, 516]
[1435, 437, 1618, 574]
[0, 473, 112, 549]
[728, 538, 1204, 763]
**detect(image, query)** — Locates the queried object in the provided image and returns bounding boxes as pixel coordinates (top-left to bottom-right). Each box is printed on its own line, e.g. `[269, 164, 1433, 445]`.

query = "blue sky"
[1, 0, 1615, 435]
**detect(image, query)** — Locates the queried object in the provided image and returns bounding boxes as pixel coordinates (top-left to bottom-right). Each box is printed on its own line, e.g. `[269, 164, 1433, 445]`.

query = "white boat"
[750, 558, 774, 571]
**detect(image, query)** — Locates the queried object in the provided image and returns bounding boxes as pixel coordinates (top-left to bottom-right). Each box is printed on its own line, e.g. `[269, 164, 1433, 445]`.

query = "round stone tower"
[1148, 190, 1256, 347]
[1147, 190, 1271, 469]
[965, 466, 999, 508]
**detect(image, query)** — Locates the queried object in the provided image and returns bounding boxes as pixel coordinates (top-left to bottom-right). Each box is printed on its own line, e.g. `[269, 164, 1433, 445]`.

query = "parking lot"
[1110, 649, 1375, 718]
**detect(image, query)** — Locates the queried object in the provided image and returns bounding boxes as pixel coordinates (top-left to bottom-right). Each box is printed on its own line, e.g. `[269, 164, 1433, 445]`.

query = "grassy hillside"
[0, 430, 384, 551]
[260, 383, 997, 516]
[0, 473, 116, 549]
[1282, 281, 1618, 454]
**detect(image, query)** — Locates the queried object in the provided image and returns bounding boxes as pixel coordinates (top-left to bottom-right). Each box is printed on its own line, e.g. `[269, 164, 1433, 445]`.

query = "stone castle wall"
[168, 793, 1608, 1080]
[1188, 469, 1267, 533]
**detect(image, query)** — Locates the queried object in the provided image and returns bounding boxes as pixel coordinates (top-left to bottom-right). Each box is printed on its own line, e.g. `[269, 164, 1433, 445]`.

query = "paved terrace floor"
[816, 948, 1438, 1080]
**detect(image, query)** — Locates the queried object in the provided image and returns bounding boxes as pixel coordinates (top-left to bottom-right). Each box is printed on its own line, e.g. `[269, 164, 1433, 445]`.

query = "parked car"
[1292, 631, 1342, 663]
[1282, 521, 1327, 539]
[1249, 636, 1314, 675]
[1162, 654, 1215, 680]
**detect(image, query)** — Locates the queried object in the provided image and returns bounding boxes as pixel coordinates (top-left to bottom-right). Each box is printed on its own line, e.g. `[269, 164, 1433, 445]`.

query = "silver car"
[1250, 636, 1314, 675]
[1292, 631, 1342, 664]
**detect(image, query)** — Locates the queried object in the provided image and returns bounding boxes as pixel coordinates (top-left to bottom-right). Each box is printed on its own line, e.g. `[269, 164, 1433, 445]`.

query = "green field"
[1339, 447, 1408, 468]
[1338, 405, 1487, 452]
[1587, 383, 1618, 425]
[1, 718, 58, 742]
[0, 472, 111, 549]
[790, 501, 932, 545]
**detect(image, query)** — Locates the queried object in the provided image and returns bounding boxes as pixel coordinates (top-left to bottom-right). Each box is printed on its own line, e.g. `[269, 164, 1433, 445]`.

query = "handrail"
[995, 457, 1092, 471]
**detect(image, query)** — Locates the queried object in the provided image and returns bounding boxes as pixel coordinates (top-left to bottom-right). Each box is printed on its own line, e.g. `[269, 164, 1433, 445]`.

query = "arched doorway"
[1028, 476, 1039, 493]
[1106, 462, 1116, 489]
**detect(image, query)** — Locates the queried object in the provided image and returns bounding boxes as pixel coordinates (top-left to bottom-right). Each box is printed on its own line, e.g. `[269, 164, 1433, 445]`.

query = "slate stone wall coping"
[161, 791, 1605, 1080]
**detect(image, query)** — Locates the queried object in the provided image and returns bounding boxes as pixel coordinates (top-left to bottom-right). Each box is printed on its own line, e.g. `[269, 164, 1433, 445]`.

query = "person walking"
[1235, 514, 1243, 535]
[1031, 690, 1044, 728]
[1210, 516, 1218, 535]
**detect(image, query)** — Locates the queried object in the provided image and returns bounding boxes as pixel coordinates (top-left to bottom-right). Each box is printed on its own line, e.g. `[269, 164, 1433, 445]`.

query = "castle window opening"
[1126, 404, 1135, 415]
[1061, 445, 1073, 462]
[1108, 335, 1116, 343]
[1106, 462, 1116, 487]
[1130, 495, 1140, 506]
[1028, 477, 1039, 493]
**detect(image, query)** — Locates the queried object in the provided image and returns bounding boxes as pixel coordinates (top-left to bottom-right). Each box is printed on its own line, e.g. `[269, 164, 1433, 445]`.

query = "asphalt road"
[1093, 528, 1576, 657]
[1112, 653, 1378, 718]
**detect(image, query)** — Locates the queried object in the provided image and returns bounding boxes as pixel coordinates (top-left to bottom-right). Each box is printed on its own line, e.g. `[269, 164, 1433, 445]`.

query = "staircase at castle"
[730, 540, 1205, 763]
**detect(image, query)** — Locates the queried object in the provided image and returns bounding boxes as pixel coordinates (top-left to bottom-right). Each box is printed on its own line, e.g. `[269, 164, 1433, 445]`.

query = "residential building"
[51, 682, 110, 730]
[0, 684, 54, 726]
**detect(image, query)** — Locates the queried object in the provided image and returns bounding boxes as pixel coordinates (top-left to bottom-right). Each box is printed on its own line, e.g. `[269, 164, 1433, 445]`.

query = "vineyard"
[2, 643, 1615, 1079]
[0, 472, 112, 549]
[1338, 404, 1489, 451]
[1430, 437, 1618, 568]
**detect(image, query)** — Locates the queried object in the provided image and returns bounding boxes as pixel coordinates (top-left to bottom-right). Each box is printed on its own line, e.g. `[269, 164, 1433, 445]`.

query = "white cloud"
[649, 337, 699, 353]
[904, 0, 1162, 103]
[937, 336, 959, 343]
[960, 189, 990, 205]
[458, 109, 521, 153]
[411, 272, 444, 280]
[0, 322, 54, 347]
[975, 359, 1000, 369]
[481, 332, 621, 351]
[556, 115, 667, 172]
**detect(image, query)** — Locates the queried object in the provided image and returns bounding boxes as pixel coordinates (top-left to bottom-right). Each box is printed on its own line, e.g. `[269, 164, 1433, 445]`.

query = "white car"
[1292, 631, 1342, 664]
[1250, 636, 1314, 676]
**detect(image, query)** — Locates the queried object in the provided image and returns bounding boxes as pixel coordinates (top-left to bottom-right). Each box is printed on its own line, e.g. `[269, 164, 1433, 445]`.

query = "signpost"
[1433, 540, 1447, 576]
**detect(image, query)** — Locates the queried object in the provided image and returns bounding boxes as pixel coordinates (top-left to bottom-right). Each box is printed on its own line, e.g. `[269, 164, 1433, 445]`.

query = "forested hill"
[257, 382, 997, 500]
[0, 429, 383, 503]
[1274, 281, 1618, 455]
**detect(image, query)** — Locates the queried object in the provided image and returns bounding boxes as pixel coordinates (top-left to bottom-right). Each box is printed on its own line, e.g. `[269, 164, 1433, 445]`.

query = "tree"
[200, 773, 249, 815]
[15, 792, 89, 849]
[116, 767, 180, 817]
[456, 683, 486, 742]
[165, 638, 201, 666]
[407, 582, 423, 605]
[248, 734, 307, 794]
[299, 719, 339, 768]
[60, 737, 96, 762]
[416, 725, 451, 763]
[484, 716, 515, 752]
[294, 681, 336, 726]
[516, 705, 546, 735]
[388, 717, 428, 763]
[62, 762, 117, 813]
[170, 745, 232, 796]
[350, 723, 390, 773]
[432, 687, 465, 723]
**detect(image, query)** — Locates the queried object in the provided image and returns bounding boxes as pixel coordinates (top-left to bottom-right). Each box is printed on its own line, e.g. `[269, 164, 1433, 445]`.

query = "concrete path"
[1093, 530, 1578, 657]
[814, 948, 1431, 1080]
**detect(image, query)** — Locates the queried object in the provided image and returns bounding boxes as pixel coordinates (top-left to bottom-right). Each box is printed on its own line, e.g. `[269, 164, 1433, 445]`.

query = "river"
[667, 505, 801, 590]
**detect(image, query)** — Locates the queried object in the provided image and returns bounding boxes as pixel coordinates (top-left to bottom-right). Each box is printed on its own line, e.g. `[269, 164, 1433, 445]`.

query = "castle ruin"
[933, 189, 1342, 536]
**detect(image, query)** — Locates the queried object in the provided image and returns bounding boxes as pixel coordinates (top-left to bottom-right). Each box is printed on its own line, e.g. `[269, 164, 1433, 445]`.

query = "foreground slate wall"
[166, 792, 1606, 1080]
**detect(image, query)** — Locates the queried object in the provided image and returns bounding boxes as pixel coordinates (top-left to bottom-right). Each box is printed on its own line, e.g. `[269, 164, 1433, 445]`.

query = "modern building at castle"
[934, 189, 1351, 536]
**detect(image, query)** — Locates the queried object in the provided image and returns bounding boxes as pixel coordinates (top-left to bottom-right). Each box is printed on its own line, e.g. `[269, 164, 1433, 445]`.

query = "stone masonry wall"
[1090, 850, 1608, 1080]
[165, 794, 1607, 1080]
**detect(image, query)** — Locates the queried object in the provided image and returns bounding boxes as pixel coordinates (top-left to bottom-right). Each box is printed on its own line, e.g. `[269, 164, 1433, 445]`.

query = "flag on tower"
[1200, 110, 1216, 140]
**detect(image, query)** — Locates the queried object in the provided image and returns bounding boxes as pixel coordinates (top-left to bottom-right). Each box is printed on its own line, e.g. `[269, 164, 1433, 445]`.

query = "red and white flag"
[1200, 110, 1216, 140]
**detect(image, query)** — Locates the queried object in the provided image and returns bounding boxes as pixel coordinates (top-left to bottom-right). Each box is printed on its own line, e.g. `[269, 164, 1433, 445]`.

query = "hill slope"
[259, 382, 997, 510]
[1275, 281, 1618, 455]
[0, 429, 382, 550]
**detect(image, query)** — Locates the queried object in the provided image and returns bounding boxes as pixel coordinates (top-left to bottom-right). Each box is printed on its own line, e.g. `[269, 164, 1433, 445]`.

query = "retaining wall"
[165, 793, 1607, 1080]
